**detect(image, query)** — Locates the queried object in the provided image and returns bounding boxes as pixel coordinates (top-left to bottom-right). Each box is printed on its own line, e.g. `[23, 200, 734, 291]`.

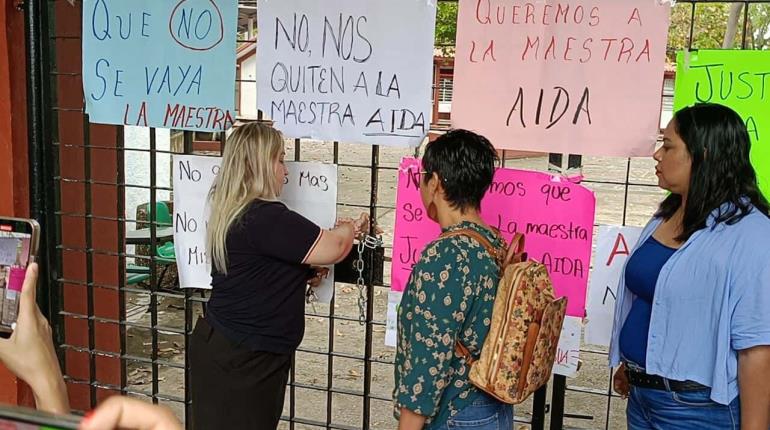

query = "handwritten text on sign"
[391, 158, 596, 317]
[553, 316, 582, 377]
[452, 0, 670, 156]
[83, 0, 237, 131]
[172, 155, 339, 303]
[674, 50, 770, 199]
[584, 225, 642, 347]
[256, 0, 436, 147]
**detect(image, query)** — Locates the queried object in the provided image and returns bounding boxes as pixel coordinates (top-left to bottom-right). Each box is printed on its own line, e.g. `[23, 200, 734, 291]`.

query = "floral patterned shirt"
[393, 221, 504, 426]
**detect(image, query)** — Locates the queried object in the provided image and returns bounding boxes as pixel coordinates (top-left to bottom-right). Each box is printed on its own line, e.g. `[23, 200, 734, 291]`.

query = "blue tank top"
[619, 235, 677, 366]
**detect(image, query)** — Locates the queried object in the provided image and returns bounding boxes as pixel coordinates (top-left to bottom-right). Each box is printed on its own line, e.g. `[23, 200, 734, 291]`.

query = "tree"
[431, 1, 770, 60]
[435, 2, 458, 56]
[667, 2, 770, 60]
[748, 4, 770, 49]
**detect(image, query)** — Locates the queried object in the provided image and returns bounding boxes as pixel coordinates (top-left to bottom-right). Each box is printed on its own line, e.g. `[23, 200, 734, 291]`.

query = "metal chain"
[356, 234, 383, 325]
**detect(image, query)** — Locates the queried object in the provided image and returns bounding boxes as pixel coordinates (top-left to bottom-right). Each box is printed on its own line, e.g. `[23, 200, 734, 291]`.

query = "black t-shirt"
[205, 200, 322, 355]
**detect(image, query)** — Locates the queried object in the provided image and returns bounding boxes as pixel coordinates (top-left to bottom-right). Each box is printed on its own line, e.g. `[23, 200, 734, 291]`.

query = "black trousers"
[190, 318, 291, 429]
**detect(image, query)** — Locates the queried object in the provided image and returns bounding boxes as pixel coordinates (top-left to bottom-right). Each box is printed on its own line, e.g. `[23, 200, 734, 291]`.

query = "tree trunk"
[723, 3, 745, 48]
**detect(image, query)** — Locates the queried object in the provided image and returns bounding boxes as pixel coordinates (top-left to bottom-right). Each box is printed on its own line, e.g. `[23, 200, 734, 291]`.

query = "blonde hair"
[206, 122, 285, 274]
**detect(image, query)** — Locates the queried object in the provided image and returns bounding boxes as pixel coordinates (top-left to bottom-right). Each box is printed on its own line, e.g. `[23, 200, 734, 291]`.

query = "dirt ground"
[123, 140, 665, 429]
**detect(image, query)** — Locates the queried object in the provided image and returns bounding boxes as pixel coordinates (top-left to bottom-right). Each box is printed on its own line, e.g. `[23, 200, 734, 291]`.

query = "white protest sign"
[385, 291, 402, 347]
[584, 225, 643, 347]
[553, 316, 582, 377]
[172, 154, 338, 302]
[256, 0, 436, 147]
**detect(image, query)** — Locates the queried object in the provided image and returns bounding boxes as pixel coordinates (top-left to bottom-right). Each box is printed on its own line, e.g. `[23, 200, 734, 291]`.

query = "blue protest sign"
[82, 0, 237, 131]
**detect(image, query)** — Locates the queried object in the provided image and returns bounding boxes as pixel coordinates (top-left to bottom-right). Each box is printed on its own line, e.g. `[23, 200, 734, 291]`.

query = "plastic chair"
[152, 201, 173, 229]
[126, 264, 150, 286]
[138, 201, 177, 288]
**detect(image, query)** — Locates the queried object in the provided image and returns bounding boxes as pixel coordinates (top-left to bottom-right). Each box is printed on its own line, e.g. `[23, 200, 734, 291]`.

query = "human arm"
[738, 346, 770, 430]
[304, 213, 370, 265]
[731, 262, 770, 430]
[79, 395, 182, 430]
[251, 203, 366, 266]
[397, 408, 427, 430]
[0, 263, 69, 414]
[303, 222, 355, 265]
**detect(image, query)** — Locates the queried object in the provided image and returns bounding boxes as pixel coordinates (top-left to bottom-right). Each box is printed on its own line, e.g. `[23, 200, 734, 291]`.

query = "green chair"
[139, 201, 178, 289]
[126, 264, 150, 286]
[152, 201, 173, 229]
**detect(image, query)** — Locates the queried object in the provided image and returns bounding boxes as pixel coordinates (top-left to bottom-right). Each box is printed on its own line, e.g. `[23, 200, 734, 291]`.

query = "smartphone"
[0, 404, 80, 429]
[0, 217, 40, 337]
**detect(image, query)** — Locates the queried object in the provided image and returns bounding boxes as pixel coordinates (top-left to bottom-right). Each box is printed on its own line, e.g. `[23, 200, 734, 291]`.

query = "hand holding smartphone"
[0, 217, 40, 337]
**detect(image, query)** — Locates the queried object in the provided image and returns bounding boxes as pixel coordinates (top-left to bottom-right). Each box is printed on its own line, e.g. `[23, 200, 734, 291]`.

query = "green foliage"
[435, 2, 458, 55]
[667, 3, 770, 61]
[433, 1, 770, 60]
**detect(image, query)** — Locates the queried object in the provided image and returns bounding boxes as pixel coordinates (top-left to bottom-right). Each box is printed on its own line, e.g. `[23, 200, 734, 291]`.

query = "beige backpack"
[441, 229, 567, 404]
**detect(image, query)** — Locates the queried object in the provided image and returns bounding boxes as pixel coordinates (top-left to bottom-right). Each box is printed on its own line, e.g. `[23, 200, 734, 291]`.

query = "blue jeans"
[427, 393, 513, 430]
[627, 386, 741, 430]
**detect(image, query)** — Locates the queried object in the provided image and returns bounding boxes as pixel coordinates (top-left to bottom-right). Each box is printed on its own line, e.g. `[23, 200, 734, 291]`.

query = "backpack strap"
[440, 228, 506, 365]
[439, 228, 504, 268]
[440, 228, 528, 267]
[440, 228, 529, 365]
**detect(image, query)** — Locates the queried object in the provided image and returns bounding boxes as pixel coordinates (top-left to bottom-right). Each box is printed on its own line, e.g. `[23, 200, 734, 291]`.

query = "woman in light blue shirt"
[609, 103, 770, 430]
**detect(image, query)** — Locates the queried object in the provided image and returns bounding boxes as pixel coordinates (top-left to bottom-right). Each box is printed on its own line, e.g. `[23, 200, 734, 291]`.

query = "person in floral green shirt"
[394, 130, 514, 430]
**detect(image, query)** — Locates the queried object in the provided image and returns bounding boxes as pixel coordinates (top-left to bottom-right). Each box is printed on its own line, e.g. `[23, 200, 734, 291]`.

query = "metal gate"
[23, 0, 767, 429]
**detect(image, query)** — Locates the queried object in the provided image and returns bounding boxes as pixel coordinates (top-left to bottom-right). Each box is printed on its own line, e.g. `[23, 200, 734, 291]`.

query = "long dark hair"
[657, 103, 769, 242]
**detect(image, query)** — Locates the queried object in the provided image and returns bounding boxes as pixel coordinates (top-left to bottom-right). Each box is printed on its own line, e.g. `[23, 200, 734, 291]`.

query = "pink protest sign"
[391, 158, 596, 317]
[451, 0, 671, 157]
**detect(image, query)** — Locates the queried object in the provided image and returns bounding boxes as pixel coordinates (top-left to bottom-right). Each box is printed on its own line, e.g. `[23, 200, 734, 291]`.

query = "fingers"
[80, 396, 180, 430]
[19, 263, 39, 316]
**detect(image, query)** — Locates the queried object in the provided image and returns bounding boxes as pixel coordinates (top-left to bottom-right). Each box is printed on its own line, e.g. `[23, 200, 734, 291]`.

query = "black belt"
[626, 369, 708, 392]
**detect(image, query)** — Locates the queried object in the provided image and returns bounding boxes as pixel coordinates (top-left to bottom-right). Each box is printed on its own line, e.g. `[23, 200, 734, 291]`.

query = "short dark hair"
[657, 103, 770, 241]
[422, 129, 499, 212]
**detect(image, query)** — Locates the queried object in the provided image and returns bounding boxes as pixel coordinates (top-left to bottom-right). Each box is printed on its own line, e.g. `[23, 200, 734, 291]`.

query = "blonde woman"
[190, 122, 368, 429]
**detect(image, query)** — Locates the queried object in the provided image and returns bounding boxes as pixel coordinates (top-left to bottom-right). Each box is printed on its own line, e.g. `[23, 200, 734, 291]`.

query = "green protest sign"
[674, 50, 770, 199]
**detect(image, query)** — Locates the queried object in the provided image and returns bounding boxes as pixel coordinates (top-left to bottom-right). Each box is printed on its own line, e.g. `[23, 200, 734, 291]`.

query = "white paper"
[552, 316, 582, 377]
[172, 155, 338, 303]
[584, 226, 643, 347]
[256, 0, 436, 147]
[385, 291, 402, 347]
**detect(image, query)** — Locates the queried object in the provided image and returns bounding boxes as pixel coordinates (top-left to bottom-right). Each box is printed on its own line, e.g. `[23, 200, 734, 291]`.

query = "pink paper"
[391, 158, 596, 317]
[451, 0, 671, 157]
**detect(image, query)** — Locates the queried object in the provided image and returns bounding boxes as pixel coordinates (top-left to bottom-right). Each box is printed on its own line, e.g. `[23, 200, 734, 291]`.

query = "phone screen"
[0, 417, 72, 430]
[0, 404, 80, 430]
[0, 220, 35, 334]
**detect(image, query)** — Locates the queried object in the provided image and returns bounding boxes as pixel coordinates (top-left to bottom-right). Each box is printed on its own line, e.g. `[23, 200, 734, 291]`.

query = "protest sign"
[385, 291, 401, 347]
[172, 155, 338, 302]
[391, 158, 596, 318]
[553, 316, 582, 377]
[82, 0, 237, 131]
[256, 0, 436, 146]
[452, 0, 671, 156]
[584, 225, 642, 347]
[674, 50, 770, 199]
